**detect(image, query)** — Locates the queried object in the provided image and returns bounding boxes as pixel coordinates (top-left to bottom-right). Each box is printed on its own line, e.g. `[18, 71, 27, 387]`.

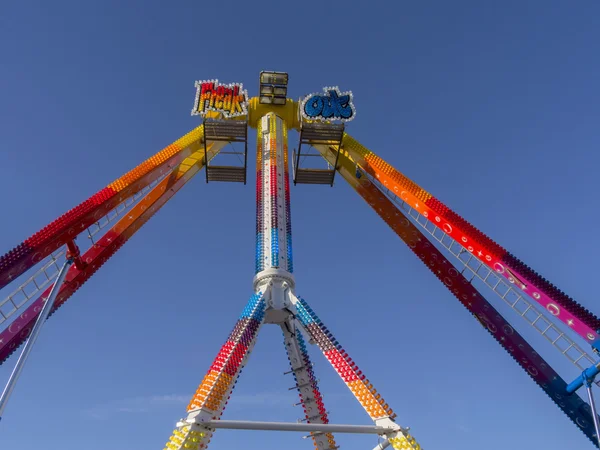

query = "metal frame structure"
[0, 256, 72, 419]
[1, 70, 599, 450]
[293, 121, 344, 186]
[203, 118, 248, 184]
[259, 70, 289, 105]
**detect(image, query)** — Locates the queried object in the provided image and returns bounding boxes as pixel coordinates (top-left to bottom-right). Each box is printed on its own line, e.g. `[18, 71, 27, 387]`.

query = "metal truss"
[368, 174, 600, 381]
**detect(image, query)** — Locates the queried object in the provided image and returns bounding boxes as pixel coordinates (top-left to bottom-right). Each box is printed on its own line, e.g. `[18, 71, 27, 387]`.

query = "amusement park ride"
[1, 70, 600, 450]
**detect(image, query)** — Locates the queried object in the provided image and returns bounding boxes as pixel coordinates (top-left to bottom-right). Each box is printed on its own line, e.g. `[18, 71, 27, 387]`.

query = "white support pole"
[0, 258, 72, 420]
[584, 382, 600, 448]
[201, 420, 394, 435]
[280, 318, 334, 448]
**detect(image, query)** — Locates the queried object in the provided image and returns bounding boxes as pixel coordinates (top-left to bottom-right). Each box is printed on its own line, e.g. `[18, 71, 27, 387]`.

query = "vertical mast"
[255, 113, 293, 274]
[253, 112, 295, 318]
[252, 108, 338, 450]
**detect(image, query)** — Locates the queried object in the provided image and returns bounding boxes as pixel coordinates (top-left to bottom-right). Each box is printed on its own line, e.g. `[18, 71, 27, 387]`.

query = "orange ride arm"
[313, 142, 600, 446]
[0, 143, 226, 365]
[0, 126, 207, 291]
[335, 135, 600, 346]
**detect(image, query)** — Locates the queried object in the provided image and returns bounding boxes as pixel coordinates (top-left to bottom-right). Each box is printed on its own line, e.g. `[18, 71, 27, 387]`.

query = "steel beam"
[200, 420, 395, 435]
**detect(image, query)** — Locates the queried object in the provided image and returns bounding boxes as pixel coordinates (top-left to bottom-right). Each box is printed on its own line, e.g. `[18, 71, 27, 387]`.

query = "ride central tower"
[1, 69, 599, 450]
[159, 70, 418, 450]
[250, 74, 337, 449]
[253, 111, 296, 323]
[1, 68, 495, 450]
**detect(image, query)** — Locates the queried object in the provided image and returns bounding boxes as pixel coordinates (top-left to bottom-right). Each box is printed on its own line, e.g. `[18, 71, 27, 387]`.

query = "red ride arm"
[0, 127, 205, 291]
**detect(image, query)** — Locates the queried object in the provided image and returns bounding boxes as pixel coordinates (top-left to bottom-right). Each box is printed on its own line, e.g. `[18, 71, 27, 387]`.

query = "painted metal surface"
[0, 144, 225, 365]
[0, 126, 207, 291]
[339, 134, 600, 345]
[316, 140, 600, 447]
[164, 292, 266, 450]
[0, 76, 597, 450]
[255, 113, 293, 274]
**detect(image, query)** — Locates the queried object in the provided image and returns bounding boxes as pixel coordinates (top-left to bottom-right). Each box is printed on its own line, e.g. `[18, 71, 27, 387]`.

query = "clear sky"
[1, 1, 599, 449]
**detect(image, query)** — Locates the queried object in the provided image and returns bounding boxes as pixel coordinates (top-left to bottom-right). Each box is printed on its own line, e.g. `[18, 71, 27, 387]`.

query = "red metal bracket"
[66, 240, 86, 271]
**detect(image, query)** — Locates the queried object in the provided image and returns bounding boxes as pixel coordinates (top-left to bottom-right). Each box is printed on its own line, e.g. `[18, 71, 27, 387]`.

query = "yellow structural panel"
[247, 97, 301, 130]
[107, 126, 205, 193]
[340, 133, 433, 206]
[390, 434, 422, 450]
[164, 425, 206, 450]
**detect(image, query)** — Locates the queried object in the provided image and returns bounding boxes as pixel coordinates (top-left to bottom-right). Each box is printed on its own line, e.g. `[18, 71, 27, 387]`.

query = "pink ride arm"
[337, 135, 600, 345]
[317, 141, 600, 446]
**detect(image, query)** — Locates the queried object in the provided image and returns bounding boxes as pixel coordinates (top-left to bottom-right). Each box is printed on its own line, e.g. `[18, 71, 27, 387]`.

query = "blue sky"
[1, 1, 599, 449]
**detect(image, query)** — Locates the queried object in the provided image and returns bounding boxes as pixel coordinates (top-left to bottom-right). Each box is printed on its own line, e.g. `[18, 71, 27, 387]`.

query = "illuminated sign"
[191, 79, 249, 118]
[300, 87, 355, 122]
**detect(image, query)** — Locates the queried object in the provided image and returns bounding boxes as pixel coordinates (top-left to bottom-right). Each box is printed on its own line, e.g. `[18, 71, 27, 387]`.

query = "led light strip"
[255, 114, 292, 274]
[255, 119, 265, 273]
[293, 296, 422, 450]
[0, 126, 207, 291]
[340, 134, 600, 345]
[314, 143, 600, 446]
[187, 293, 265, 412]
[0, 145, 225, 366]
[293, 297, 396, 421]
[165, 293, 266, 450]
[0, 174, 169, 330]
[269, 115, 280, 266]
[369, 174, 600, 382]
[164, 424, 207, 450]
[283, 125, 294, 272]
[388, 434, 422, 450]
[86, 177, 164, 242]
[357, 181, 599, 446]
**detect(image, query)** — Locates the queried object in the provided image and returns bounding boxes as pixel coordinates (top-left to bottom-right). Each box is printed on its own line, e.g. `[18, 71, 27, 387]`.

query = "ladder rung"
[295, 169, 335, 185]
[204, 120, 247, 141]
[300, 122, 344, 144]
[207, 166, 246, 183]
